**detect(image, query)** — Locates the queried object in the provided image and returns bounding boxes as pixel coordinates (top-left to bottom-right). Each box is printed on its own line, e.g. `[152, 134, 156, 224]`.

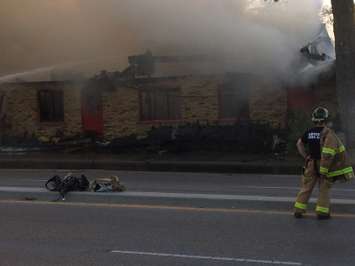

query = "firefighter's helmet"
[312, 107, 329, 123]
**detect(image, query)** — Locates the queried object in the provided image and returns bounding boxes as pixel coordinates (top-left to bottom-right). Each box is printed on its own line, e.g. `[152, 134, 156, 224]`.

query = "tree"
[331, 0, 355, 150]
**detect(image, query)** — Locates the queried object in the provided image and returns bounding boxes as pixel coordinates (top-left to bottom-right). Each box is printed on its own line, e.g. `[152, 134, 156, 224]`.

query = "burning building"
[0, 56, 286, 143]
[0, 25, 338, 150]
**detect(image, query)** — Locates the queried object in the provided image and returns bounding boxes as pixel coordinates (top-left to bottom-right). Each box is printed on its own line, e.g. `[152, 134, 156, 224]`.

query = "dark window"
[38, 90, 64, 122]
[219, 74, 250, 120]
[140, 88, 181, 121]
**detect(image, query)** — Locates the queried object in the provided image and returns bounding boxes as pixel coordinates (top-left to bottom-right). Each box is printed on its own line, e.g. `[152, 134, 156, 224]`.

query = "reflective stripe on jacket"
[319, 127, 354, 182]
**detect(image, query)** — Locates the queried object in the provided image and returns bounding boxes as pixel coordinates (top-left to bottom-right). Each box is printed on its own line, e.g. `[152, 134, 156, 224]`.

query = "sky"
[0, 0, 329, 81]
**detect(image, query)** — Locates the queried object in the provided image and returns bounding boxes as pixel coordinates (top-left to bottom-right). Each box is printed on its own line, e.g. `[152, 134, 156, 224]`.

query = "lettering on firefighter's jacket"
[308, 132, 320, 140]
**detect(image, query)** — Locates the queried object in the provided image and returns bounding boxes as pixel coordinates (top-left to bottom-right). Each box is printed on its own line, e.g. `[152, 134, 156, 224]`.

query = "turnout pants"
[294, 159, 332, 215]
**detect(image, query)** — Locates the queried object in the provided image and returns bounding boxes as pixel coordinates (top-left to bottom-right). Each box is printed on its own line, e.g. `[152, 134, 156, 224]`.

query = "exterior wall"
[62, 84, 82, 136]
[0, 82, 82, 139]
[0, 83, 38, 138]
[287, 78, 338, 119]
[102, 75, 286, 140]
[181, 76, 220, 123]
[102, 86, 141, 140]
[249, 81, 288, 128]
[313, 78, 338, 115]
[102, 76, 222, 139]
[0, 75, 293, 141]
[103, 75, 338, 140]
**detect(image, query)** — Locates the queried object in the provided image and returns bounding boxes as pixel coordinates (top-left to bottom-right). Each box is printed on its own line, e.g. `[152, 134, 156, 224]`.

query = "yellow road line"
[1, 199, 355, 218]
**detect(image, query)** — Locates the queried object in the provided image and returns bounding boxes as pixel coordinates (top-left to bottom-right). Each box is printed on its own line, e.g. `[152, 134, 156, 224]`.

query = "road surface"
[1, 200, 354, 266]
[0, 169, 355, 199]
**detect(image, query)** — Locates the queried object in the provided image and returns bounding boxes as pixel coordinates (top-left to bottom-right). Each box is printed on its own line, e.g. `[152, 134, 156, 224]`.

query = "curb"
[0, 158, 302, 174]
[1, 187, 355, 214]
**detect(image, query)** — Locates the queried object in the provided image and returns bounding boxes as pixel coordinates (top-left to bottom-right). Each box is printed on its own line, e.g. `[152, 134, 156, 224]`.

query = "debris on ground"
[45, 173, 126, 201]
[45, 173, 90, 201]
[89, 176, 126, 192]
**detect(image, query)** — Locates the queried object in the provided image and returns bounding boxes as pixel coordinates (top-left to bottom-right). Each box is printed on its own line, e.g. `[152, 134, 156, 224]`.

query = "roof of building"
[298, 24, 335, 84]
[0, 24, 335, 86]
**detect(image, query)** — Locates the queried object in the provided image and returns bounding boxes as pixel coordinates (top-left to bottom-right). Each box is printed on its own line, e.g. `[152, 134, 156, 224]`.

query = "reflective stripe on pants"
[295, 159, 332, 214]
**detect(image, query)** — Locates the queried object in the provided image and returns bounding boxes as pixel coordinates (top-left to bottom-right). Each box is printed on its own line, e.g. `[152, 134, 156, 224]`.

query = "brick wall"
[0, 83, 38, 138]
[249, 81, 288, 128]
[181, 76, 220, 123]
[1, 75, 291, 141]
[102, 75, 287, 139]
[287, 78, 338, 122]
[0, 82, 82, 139]
[102, 76, 222, 139]
[102, 86, 142, 139]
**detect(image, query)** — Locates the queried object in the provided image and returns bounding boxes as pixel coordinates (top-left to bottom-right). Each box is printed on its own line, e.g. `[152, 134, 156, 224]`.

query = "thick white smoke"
[0, 0, 324, 82]
[120, 0, 323, 79]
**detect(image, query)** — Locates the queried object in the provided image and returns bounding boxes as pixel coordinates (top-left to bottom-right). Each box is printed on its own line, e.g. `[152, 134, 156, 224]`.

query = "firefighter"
[294, 107, 354, 219]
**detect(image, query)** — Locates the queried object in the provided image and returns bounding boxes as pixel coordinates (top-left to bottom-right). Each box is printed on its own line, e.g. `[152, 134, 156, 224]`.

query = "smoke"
[0, 0, 140, 76]
[0, 0, 324, 81]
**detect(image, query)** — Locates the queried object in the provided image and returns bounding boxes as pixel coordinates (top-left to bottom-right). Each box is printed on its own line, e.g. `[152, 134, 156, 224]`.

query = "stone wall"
[102, 86, 142, 139]
[249, 81, 288, 128]
[0, 82, 82, 139]
[1, 75, 291, 141]
[102, 75, 287, 140]
[0, 83, 38, 138]
[102, 76, 222, 139]
[181, 76, 220, 123]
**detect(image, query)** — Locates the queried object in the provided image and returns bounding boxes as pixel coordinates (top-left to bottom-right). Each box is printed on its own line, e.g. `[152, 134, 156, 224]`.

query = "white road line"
[2, 186, 355, 205]
[2, 181, 355, 193]
[239, 185, 355, 193]
[111, 250, 303, 265]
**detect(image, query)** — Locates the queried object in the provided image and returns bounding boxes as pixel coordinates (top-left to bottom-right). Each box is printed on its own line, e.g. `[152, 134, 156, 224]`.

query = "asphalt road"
[1, 201, 355, 266]
[0, 169, 355, 199]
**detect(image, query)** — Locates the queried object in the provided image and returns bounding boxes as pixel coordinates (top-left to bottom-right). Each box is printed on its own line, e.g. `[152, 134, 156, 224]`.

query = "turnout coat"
[319, 127, 354, 182]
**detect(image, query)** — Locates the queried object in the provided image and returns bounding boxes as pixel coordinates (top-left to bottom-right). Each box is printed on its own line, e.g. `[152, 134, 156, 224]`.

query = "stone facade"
[0, 82, 82, 139]
[180, 76, 220, 123]
[102, 76, 222, 139]
[1, 74, 336, 142]
[249, 80, 288, 128]
[102, 86, 141, 139]
[101, 75, 287, 139]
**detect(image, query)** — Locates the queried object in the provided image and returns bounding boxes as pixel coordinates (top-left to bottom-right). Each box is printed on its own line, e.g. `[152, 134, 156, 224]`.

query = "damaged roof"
[298, 24, 335, 84]
[1, 24, 336, 85]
